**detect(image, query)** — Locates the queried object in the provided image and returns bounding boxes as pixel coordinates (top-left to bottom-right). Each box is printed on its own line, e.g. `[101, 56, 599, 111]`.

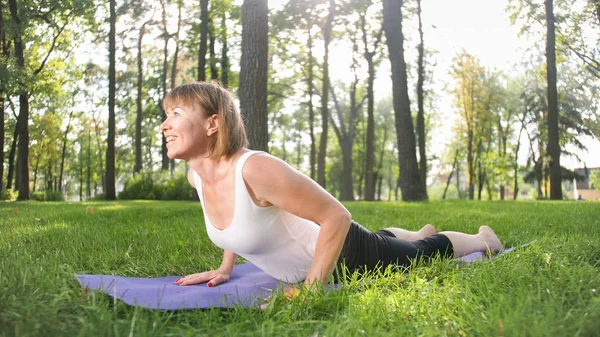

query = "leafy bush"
[119, 171, 198, 201]
[0, 189, 18, 201]
[31, 191, 64, 201]
[590, 170, 600, 190]
[91, 193, 106, 201]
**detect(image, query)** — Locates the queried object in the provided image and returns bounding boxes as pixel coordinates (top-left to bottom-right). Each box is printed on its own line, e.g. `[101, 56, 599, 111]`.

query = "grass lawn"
[1, 200, 599, 336]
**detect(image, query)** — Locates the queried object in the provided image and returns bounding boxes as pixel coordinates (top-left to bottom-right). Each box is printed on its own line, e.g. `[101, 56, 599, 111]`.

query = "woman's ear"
[207, 114, 219, 136]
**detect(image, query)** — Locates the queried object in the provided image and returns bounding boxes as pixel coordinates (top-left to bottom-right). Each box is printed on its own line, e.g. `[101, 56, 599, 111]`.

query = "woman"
[161, 81, 501, 292]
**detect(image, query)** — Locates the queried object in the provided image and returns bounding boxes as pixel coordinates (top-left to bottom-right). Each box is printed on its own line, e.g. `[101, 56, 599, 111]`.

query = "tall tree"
[307, 25, 316, 180]
[545, 0, 562, 199]
[317, 0, 335, 188]
[159, 0, 170, 171]
[382, 0, 427, 201]
[7, 0, 91, 200]
[135, 20, 150, 174]
[220, 9, 229, 87]
[8, 0, 29, 200]
[198, 0, 209, 81]
[330, 74, 365, 201]
[169, 1, 183, 174]
[359, 6, 383, 201]
[58, 109, 75, 192]
[106, 0, 117, 200]
[6, 117, 17, 190]
[208, 17, 219, 80]
[450, 51, 486, 200]
[239, 0, 268, 151]
[0, 0, 7, 193]
[415, 0, 427, 190]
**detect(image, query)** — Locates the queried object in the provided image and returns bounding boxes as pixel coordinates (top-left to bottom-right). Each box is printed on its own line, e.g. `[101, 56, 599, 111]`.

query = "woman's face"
[160, 104, 216, 161]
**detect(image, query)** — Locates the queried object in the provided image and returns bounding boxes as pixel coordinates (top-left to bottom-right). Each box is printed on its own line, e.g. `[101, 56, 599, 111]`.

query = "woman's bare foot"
[478, 225, 502, 255]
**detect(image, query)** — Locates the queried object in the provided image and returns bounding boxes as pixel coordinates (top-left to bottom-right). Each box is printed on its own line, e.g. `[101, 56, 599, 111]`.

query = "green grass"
[1, 200, 599, 336]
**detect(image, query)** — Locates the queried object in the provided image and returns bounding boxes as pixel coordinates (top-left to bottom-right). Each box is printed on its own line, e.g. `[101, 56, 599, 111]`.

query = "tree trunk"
[170, 5, 182, 176]
[135, 22, 147, 174]
[220, 11, 229, 87]
[545, 0, 562, 200]
[9, 0, 30, 200]
[6, 121, 17, 190]
[209, 19, 218, 80]
[513, 115, 526, 200]
[0, 0, 8, 192]
[32, 146, 41, 192]
[87, 130, 91, 198]
[456, 158, 461, 199]
[360, 11, 382, 201]
[105, 0, 117, 200]
[485, 174, 492, 201]
[58, 110, 74, 192]
[160, 0, 170, 171]
[416, 0, 427, 190]
[239, 0, 269, 151]
[357, 173, 364, 200]
[377, 174, 383, 201]
[443, 150, 458, 199]
[467, 129, 474, 199]
[317, 0, 335, 188]
[307, 27, 316, 180]
[92, 113, 105, 193]
[477, 141, 483, 200]
[329, 76, 360, 201]
[15, 95, 29, 200]
[340, 142, 354, 200]
[79, 141, 84, 201]
[198, 0, 209, 81]
[382, 0, 427, 201]
[0, 0, 5, 192]
[0, 97, 4, 193]
[535, 160, 543, 199]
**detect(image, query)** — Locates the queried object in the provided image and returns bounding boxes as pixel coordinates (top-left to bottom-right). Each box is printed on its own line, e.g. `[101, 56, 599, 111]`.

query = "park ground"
[1, 200, 599, 336]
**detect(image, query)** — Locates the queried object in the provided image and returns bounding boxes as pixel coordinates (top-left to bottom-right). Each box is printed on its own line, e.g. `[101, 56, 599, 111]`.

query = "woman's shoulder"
[243, 151, 287, 173]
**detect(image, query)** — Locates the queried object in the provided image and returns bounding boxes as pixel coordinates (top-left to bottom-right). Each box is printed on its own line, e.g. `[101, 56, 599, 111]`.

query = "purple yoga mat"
[76, 263, 284, 310]
[76, 246, 521, 310]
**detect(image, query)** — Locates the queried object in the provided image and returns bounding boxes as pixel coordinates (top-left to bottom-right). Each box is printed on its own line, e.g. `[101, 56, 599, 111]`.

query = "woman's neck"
[187, 149, 247, 184]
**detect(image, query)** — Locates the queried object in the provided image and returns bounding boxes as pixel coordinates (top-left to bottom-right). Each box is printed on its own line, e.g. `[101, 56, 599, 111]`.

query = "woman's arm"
[219, 249, 238, 274]
[183, 169, 238, 285]
[243, 154, 351, 286]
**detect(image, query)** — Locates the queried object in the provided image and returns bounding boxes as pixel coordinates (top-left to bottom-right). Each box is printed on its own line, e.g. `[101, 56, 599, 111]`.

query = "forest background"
[1, 0, 599, 203]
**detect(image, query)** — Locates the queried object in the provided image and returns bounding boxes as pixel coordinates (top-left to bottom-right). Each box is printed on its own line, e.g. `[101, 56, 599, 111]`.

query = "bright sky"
[276, 0, 599, 170]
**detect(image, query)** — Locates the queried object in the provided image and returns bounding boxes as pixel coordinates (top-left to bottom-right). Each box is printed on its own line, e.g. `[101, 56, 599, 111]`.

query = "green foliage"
[590, 170, 600, 190]
[91, 193, 106, 201]
[31, 191, 64, 202]
[0, 189, 18, 201]
[119, 171, 198, 201]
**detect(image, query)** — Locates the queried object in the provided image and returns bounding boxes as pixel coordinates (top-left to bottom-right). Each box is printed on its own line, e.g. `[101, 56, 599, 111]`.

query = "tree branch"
[33, 15, 71, 75]
[329, 83, 346, 138]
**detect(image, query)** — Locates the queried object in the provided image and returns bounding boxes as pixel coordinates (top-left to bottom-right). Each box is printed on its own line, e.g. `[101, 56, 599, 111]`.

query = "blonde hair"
[163, 81, 248, 159]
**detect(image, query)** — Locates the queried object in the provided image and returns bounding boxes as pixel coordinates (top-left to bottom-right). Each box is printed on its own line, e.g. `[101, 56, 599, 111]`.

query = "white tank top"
[192, 151, 321, 282]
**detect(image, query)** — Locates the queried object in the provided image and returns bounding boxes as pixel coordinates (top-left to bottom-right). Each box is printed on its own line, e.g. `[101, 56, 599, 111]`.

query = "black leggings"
[335, 221, 454, 278]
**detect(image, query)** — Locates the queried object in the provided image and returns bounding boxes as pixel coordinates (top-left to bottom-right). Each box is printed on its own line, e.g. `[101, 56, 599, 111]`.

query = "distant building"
[573, 167, 600, 200]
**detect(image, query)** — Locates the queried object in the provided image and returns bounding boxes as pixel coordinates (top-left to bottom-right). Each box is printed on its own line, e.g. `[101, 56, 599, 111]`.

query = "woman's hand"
[174, 268, 231, 287]
[260, 285, 302, 310]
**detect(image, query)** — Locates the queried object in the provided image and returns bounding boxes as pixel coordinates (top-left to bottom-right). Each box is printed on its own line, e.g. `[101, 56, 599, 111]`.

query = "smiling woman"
[161, 83, 248, 160]
[159, 81, 501, 299]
